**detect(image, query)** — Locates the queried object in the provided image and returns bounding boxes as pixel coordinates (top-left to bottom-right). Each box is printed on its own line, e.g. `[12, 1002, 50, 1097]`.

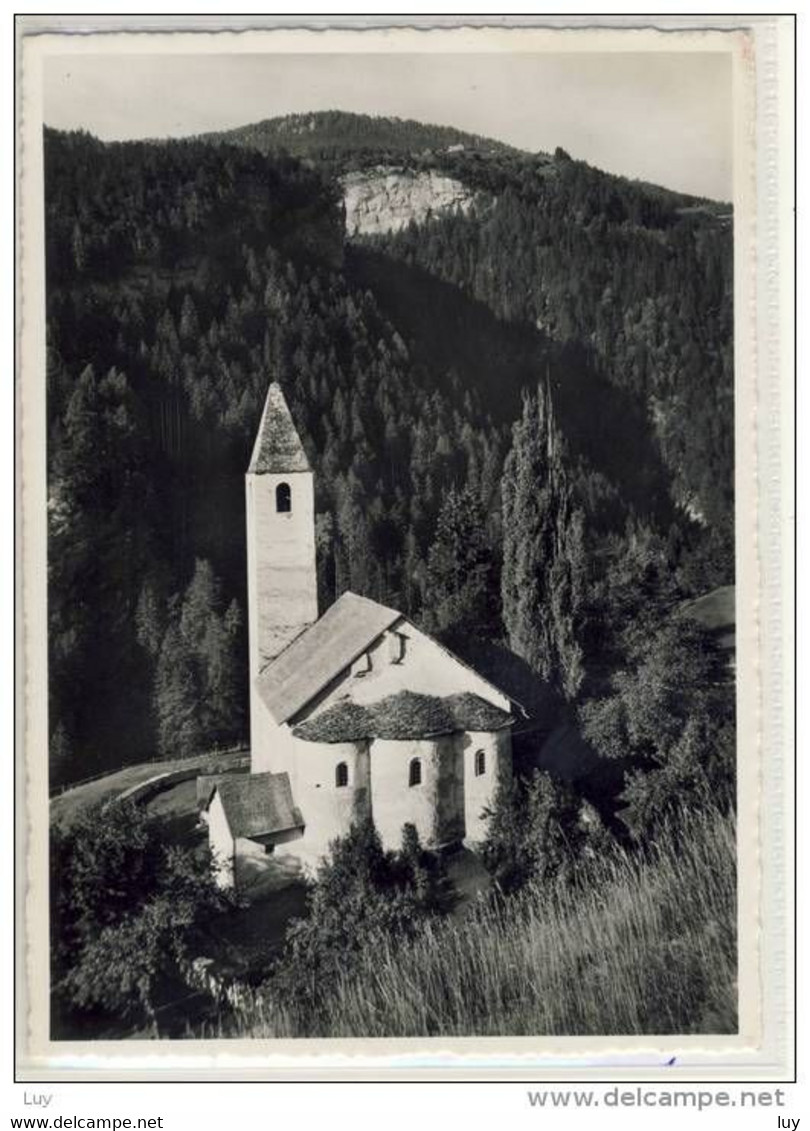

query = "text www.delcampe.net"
[527, 1088, 794, 1112]
[10, 1120, 164, 1129]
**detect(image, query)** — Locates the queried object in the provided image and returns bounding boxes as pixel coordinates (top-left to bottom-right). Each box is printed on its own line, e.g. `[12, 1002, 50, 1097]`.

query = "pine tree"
[425, 484, 496, 635]
[59, 366, 139, 506]
[204, 599, 246, 745]
[59, 365, 118, 505]
[549, 496, 587, 700]
[71, 220, 86, 273]
[179, 559, 221, 655]
[501, 383, 586, 698]
[135, 580, 165, 659]
[403, 526, 425, 618]
[154, 622, 203, 759]
[335, 475, 373, 596]
[178, 293, 200, 345]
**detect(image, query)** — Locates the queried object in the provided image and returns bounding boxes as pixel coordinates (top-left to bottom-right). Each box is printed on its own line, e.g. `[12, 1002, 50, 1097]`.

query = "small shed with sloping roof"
[206, 771, 305, 889]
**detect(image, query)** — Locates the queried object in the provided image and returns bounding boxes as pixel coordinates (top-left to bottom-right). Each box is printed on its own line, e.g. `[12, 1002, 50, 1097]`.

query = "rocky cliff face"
[341, 167, 474, 236]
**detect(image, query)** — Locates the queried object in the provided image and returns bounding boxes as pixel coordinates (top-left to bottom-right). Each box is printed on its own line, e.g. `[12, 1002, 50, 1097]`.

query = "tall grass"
[226, 806, 736, 1038]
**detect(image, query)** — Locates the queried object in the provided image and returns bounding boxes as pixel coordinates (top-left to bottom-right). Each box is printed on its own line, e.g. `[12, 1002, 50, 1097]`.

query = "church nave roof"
[257, 590, 402, 724]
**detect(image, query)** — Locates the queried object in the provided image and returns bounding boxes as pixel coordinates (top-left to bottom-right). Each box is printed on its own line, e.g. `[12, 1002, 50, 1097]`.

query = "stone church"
[203, 382, 514, 888]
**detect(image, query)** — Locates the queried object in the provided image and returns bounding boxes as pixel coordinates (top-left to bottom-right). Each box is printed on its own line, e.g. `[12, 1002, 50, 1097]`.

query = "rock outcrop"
[341, 166, 474, 236]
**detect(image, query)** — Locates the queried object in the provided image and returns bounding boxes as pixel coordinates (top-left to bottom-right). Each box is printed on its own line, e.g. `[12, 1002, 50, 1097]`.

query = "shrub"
[579, 613, 735, 838]
[52, 801, 233, 1026]
[268, 819, 448, 1008]
[482, 769, 598, 893]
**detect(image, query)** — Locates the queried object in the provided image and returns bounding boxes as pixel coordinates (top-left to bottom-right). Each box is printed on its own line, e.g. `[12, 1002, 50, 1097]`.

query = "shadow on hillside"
[348, 245, 677, 529]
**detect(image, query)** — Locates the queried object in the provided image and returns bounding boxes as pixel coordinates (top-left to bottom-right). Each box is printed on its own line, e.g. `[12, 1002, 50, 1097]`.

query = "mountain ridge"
[196, 109, 523, 162]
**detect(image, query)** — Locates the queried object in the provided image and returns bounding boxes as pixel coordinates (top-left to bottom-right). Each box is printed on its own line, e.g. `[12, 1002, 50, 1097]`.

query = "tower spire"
[248, 382, 311, 475]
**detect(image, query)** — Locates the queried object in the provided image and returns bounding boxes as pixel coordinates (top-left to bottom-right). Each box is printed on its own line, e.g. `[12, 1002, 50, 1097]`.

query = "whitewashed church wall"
[462, 728, 512, 844]
[369, 735, 463, 851]
[291, 737, 371, 856]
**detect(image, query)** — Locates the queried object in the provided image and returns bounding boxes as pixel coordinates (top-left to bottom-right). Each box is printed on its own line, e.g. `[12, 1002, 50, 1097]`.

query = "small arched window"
[335, 761, 349, 788]
[474, 749, 486, 777]
[276, 482, 292, 513]
[408, 758, 422, 787]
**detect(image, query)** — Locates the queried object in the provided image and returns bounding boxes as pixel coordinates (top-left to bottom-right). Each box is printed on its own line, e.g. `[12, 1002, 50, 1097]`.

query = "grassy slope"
[228, 807, 736, 1039]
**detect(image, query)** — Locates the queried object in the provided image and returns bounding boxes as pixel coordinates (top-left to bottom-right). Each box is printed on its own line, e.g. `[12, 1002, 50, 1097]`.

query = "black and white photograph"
[15, 19, 791, 1075]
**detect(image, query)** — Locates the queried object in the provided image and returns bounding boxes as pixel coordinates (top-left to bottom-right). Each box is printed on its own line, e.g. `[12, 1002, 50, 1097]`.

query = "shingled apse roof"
[248, 382, 311, 474]
[293, 690, 513, 743]
[212, 772, 304, 840]
[257, 591, 402, 724]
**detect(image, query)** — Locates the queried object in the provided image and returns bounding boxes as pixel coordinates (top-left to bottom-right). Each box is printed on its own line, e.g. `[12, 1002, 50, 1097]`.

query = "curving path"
[50, 749, 249, 829]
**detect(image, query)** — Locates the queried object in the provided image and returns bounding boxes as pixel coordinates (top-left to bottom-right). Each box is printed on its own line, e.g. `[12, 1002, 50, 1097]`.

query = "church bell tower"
[246, 383, 318, 758]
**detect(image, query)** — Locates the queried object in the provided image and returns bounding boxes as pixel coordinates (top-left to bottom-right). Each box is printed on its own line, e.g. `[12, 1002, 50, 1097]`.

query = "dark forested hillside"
[366, 156, 734, 537]
[44, 128, 344, 287]
[45, 118, 734, 793]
